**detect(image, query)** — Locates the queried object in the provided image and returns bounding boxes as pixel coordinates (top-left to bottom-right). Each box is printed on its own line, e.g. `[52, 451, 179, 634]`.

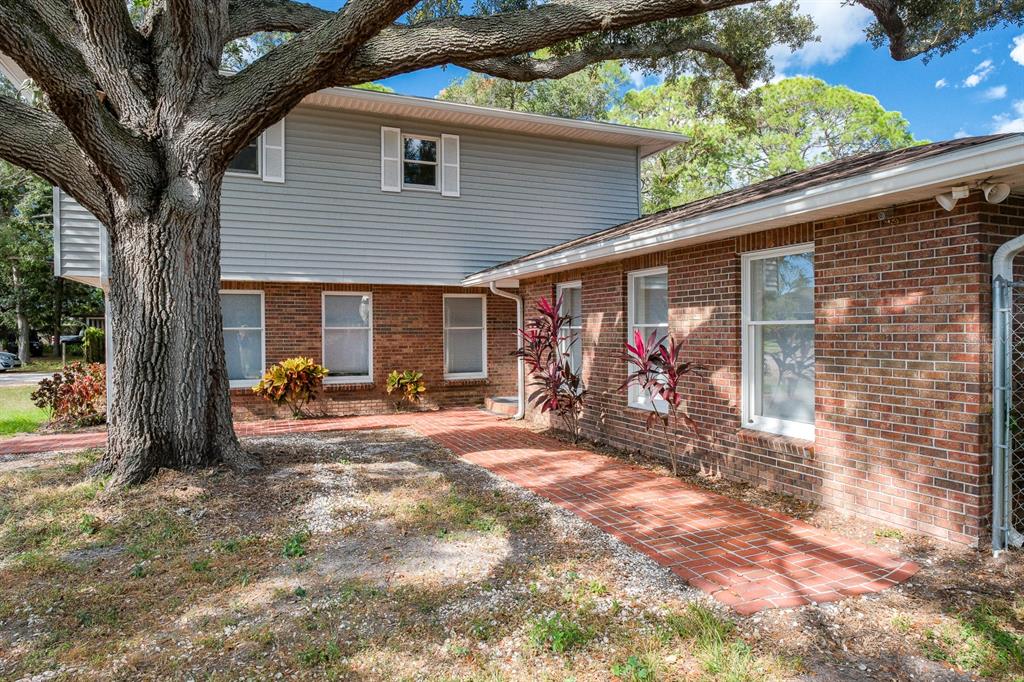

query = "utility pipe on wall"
[489, 282, 526, 420]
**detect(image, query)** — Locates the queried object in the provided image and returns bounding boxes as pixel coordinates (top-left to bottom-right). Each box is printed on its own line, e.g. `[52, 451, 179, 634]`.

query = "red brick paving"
[0, 408, 918, 614]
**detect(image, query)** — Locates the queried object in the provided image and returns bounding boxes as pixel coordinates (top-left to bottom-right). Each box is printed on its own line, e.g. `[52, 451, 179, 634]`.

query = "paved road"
[0, 372, 50, 387]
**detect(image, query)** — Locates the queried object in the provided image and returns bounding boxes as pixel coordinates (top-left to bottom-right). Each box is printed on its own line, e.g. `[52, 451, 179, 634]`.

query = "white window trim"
[443, 293, 487, 380]
[556, 281, 582, 374]
[627, 266, 669, 411]
[321, 291, 373, 385]
[740, 242, 815, 441]
[401, 133, 441, 192]
[220, 289, 266, 389]
[226, 135, 262, 178]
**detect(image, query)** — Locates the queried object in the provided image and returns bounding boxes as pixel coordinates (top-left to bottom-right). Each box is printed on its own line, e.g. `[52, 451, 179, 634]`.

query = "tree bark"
[100, 173, 260, 485]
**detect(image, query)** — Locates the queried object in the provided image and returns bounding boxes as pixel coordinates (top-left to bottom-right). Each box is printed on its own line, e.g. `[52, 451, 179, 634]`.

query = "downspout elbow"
[489, 282, 526, 420]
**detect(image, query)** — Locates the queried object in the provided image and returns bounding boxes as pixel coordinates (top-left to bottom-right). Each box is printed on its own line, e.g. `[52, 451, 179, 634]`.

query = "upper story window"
[403, 135, 439, 190]
[220, 291, 265, 388]
[323, 293, 373, 384]
[228, 137, 260, 176]
[627, 267, 668, 410]
[556, 282, 583, 375]
[381, 127, 460, 197]
[444, 294, 486, 379]
[226, 119, 285, 183]
[741, 244, 815, 440]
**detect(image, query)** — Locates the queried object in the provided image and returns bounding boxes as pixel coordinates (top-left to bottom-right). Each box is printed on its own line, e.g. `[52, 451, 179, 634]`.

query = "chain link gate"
[993, 274, 1024, 552]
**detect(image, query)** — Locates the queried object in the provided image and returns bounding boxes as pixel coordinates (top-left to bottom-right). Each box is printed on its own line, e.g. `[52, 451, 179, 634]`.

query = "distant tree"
[612, 77, 922, 212]
[0, 160, 102, 361]
[439, 60, 629, 120]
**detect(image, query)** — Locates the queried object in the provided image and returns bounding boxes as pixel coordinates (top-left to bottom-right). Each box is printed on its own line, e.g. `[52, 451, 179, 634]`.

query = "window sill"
[736, 427, 814, 454]
[443, 376, 489, 386]
[323, 381, 374, 392]
[324, 377, 372, 386]
[229, 380, 259, 390]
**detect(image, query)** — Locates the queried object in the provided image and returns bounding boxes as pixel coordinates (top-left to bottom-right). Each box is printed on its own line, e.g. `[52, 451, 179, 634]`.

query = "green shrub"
[253, 357, 328, 417]
[385, 370, 427, 411]
[528, 612, 591, 653]
[82, 327, 105, 363]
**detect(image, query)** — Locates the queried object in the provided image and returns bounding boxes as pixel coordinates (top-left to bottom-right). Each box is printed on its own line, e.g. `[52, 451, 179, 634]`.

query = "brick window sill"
[443, 377, 490, 387]
[735, 428, 814, 456]
[323, 381, 375, 393]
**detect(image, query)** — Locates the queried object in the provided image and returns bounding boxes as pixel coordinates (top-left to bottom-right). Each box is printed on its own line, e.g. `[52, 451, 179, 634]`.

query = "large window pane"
[446, 329, 484, 374]
[561, 287, 581, 327]
[632, 273, 668, 326]
[224, 329, 262, 381]
[324, 329, 370, 377]
[221, 293, 261, 328]
[445, 297, 484, 327]
[325, 295, 370, 328]
[755, 324, 814, 424]
[750, 252, 813, 321]
[403, 162, 436, 187]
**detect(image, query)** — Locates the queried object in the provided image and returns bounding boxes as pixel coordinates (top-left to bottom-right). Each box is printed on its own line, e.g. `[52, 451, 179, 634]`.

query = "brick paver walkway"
[0, 409, 917, 614]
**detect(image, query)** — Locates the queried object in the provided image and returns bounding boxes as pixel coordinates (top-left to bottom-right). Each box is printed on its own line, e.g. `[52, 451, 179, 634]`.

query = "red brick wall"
[224, 282, 517, 419]
[519, 192, 1024, 546]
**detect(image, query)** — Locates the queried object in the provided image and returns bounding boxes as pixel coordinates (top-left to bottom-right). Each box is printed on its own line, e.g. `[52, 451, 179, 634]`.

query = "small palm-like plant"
[513, 296, 587, 442]
[253, 357, 328, 418]
[385, 370, 427, 411]
[621, 331, 703, 475]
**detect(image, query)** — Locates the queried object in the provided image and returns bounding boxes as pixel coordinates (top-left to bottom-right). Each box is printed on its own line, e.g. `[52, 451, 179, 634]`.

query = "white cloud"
[769, 0, 873, 71]
[963, 59, 994, 87]
[1012, 34, 1024, 66]
[935, 78, 948, 89]
[953, 129, 971, 139]
[992, 100, 1024, 134]
[983, 85, 1009, 101]
[623, 65, 648, 88]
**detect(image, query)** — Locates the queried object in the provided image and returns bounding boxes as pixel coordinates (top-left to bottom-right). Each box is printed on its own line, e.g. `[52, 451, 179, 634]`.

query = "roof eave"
[463, 134, 1024, 286]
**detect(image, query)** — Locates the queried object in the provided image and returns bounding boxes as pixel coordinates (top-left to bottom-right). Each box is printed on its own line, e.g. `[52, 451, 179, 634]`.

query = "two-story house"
[51, 85, 684, 417]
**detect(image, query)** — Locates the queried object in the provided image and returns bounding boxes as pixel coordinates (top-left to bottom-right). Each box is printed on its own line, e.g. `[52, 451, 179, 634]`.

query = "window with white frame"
[556, 282, 582, 375]
[444, 295, 486, 379]
[228, 136, 260, 176]
[323, 293, 372, 383]
[403, 135, 439, 190]
[627, 267, 668, 410]
[741, 244, 815, 440]
[220, 291, 264, 387]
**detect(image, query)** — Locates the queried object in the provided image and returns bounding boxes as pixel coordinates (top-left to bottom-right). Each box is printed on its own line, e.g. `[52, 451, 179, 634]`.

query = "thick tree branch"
[855, 0, 1016, 60]
[207, 0, 416, 164]
[460, 37, 753, 88]
[341, 0, 758, 84]
[0, 0, 157, 195]
[0, 94, 110, 224]
[226, 0, 333, 41]
[69, 0, 154, 128]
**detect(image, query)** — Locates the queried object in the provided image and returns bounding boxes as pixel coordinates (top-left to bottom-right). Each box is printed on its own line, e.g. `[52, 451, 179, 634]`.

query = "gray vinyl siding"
[57, 189, 103, 281]
[56, 104, 641, 285]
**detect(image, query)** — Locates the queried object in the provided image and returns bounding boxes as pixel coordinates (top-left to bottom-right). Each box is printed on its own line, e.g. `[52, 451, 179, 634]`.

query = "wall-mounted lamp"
[935, 186, 970, 211]
[982, 182, 1011, 205]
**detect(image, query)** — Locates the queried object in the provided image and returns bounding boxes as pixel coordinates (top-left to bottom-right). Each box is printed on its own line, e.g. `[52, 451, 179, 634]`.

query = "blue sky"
[320, 1, 1024, 142]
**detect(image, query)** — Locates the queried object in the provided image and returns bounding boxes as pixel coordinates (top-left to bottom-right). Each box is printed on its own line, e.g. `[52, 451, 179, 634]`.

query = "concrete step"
[484, 396, 519, 417]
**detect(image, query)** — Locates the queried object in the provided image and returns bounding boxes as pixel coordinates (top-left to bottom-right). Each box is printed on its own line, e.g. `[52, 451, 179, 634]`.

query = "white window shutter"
[441, 133, 460, 197]
[261, 118, 286, 183]
[381, 126, 402, 192]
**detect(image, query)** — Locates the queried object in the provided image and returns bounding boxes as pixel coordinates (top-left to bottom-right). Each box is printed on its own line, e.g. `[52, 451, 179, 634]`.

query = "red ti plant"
[513, 295, 587, 442]
[621, 331, 703, 475]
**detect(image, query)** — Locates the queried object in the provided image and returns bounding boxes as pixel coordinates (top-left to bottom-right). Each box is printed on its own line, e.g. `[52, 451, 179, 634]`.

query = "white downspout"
[489, 282, 526, 420]
[992, 233, 1024, 554]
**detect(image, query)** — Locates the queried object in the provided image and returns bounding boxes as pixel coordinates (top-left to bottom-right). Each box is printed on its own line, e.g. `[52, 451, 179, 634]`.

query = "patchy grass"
[9, 357, 77, 374]
[0, 429, 802, 681]
[0, 386, 47, 437]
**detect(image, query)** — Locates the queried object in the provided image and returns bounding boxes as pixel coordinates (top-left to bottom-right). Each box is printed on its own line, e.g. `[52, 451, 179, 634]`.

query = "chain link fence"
[993, 276, 1024, 552]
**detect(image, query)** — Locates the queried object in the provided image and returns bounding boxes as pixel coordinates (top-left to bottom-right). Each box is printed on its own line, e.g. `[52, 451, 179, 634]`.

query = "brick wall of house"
[519, 192, 1024, 546]
[224, 282, 518, 419]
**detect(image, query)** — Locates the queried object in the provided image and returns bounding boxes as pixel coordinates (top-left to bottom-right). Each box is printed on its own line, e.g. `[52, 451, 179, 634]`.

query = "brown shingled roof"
[470, 133, 1020, 278]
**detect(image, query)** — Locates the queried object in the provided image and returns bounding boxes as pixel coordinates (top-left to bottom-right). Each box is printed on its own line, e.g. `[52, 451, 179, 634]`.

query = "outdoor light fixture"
[982, 182, 1011, 205]
[935, 185, 970, 211]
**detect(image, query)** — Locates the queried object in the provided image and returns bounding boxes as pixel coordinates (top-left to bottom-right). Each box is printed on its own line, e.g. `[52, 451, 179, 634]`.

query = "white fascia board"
[463, 135, 1024, 286]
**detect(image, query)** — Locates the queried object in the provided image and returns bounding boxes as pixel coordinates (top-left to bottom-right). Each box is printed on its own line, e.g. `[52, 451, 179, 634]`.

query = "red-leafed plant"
[31, 362, 107, 426]
[513, 295, 587, 442]
[621, 331, 703, 475]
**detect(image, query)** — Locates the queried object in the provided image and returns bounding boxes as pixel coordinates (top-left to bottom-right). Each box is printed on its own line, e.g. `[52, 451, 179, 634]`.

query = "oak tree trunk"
[100, 171, 259, 485]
